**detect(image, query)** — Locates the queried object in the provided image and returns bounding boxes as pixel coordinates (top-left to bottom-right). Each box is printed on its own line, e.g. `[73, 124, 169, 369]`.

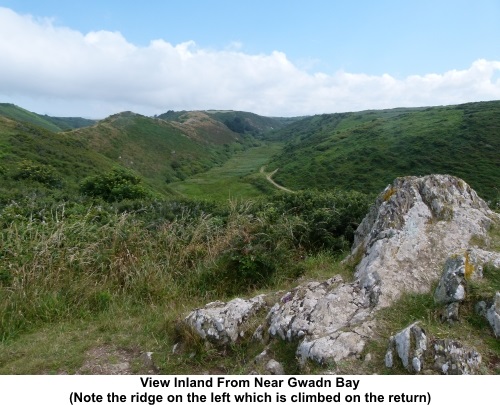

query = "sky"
[0, 0, 499, 118]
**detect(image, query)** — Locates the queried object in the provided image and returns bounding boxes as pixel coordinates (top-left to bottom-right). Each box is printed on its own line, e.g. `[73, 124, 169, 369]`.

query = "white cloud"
[1, 7, 500, 118]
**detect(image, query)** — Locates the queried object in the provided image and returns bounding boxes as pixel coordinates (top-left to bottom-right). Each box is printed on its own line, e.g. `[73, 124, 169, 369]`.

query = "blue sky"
[0, 1, 499, 117]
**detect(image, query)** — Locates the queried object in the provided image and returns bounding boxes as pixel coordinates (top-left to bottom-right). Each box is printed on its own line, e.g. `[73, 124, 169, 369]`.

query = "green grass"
[71, 112, 272, 196]
[1, 100, 499, 375]
[0, 110, 265, 202]
[169, 143, 284, 201]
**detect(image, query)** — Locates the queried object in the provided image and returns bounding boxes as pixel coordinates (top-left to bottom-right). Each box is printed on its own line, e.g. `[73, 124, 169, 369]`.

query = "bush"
[14, 160, 61, 187]
[261, 189, 372, 251]
[80, 168, 149, 202]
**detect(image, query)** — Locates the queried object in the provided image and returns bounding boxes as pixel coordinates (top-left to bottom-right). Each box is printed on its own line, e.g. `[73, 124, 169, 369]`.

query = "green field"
[169, 142, 284, 200]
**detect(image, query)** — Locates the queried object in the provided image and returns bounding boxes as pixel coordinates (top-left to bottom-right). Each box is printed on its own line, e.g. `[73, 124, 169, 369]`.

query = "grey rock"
[253, 349, 285, 375]
[183, 175, 499, 368]
[434, 256, 467, 305]
[486, 292, 500, 338]
[267, 276, 366, 342]
[297, 331, 366, 365]
[440, 302, 460, 323]
[433, 339, 482, 374]
[385, 322, 427, 373]
[352, 175, 496, 309]
[271, 175, 497, 366]
[185, 295, 267, 345]
[434, 248, 500, 322]
[384, 349, 393, 368]
[468, 248, 500, 273]
[254, 349, 269, 365]
[386, 326, 482, 375]
[265, 359, 285, 375]
[267, 276, 373, 364]
[140, 352, 155, 369]
[252, 324, 266, 343]
[475, 301, 488, 317]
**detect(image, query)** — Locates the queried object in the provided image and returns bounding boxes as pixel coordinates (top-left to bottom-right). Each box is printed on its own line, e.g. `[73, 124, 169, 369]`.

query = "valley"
[169, 143, 283, 201]
[0, 101, 499, 375]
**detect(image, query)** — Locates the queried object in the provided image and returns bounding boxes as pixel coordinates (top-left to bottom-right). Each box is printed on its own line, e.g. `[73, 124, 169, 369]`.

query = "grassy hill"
[168, 142, 284, 201]
[267, 101, 500, 204]
[0, 103, 95, 132]
[159, 109, 288, 138]
[0, 106, 283, 205]
[0, 115, 117, 204]
[72, 111, 255, 194]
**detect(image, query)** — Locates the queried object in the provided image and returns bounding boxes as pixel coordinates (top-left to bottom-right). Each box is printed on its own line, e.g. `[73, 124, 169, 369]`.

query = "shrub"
[13, 160, 61, 187]
[262, 189, 372, 251]
[80, 168, 149, 202]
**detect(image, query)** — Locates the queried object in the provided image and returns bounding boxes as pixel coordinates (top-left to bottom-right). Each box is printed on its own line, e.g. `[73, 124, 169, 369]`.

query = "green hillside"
[159, 109, 287, 137]
[40, 115, 96, 131]
[0, 103, 63, 132]
[72, 111, 252, 194]
[0, 107, 278, 206]
[0, 115, 115, 204]
[268, 101, 500, 203]
[0, 103, 95, 132]
[169, 142, 284, 201]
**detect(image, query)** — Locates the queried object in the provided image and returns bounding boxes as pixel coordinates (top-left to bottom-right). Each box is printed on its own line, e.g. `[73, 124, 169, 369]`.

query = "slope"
[0, 103, 95, 132]
[72, 111, 251, 194]
[0, 115, 115, 204]
[268, 101, 500, 203]
[168, 142, 283, 201]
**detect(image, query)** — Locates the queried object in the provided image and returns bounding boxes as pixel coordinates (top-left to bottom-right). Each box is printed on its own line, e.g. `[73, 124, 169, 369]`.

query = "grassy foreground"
[2, 202, 498, 374]
[0, 188, 371, 374]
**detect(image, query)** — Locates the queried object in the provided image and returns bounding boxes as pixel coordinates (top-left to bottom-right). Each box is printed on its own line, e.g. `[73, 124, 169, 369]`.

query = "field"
[169, 143, 284, 201]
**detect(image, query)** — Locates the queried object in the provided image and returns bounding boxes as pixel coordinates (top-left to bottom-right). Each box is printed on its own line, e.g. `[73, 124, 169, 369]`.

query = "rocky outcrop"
[351, 175, 494, 308]
[433, 339, 482, 375]
[433, 249, 500, 322]
[253, 349, 285, 375]
[272, 175, 497, 365]
[267, 276, 374, 364]
[183, 175, 500, 369]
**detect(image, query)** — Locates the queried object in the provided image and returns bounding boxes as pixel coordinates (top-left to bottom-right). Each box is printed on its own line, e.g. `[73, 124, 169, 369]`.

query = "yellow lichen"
[383, 187, 396, 202]
[464, 251, 474, 280]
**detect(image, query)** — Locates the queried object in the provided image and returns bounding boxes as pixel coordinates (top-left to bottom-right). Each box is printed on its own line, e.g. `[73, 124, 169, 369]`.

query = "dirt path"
[260, 166, 295, 193]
